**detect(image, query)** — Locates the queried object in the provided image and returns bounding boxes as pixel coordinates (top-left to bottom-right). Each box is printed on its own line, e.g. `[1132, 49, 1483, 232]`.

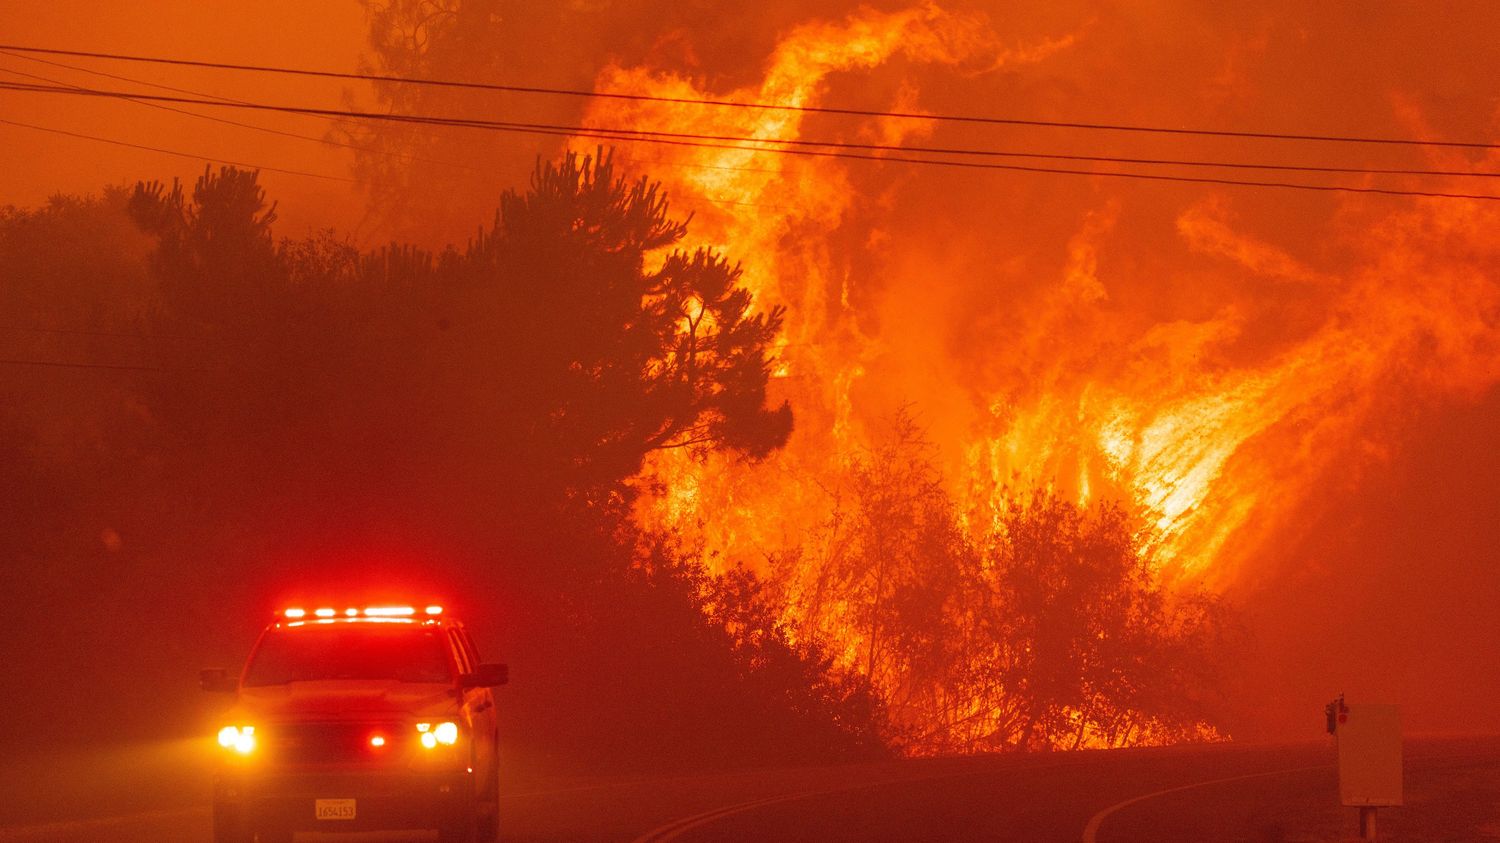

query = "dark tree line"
[124, 151, 789, 514]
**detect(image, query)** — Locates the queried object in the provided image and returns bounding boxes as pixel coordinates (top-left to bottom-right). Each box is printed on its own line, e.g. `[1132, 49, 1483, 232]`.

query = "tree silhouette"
[129, 166, 281, 328]
[125, 153, 791, 515]
[453, 148, 793, 500]
[987, 494, 1142, 748]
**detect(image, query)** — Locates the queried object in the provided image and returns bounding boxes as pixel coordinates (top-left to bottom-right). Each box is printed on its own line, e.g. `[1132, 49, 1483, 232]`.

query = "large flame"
[571, 3, 1500, 745]
[590, 4, 1079, 572]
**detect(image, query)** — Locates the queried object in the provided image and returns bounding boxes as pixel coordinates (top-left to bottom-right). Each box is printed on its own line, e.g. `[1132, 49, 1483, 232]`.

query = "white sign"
[1337, 704, 1402, 807]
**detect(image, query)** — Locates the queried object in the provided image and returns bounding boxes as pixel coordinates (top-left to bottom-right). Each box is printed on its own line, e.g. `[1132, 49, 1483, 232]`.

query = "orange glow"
[369, 735, 386, 748]
[424, 605, 443, 616]
[282, 608, 306, 619]
[314, 608, 336, 618]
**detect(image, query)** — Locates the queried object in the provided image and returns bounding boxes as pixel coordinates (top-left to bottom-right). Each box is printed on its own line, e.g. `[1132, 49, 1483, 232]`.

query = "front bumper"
[216, 767, 475, 833]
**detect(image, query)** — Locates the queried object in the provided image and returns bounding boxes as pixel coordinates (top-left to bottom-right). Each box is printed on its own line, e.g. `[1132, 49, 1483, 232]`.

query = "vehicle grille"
[265, 722, 405, 765]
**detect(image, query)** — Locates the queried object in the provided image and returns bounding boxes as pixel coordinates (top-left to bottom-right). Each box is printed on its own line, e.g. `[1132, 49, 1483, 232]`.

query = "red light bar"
[363, 606, 415, 617]
[278, 604, 443, 621]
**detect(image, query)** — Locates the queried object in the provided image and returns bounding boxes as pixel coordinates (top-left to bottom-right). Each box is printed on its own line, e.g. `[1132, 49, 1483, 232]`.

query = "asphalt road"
[3, 737, 1498, 842]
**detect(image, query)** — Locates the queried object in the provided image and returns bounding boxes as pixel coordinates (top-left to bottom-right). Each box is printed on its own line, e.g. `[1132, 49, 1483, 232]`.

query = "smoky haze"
[0, 0, 1498, 819]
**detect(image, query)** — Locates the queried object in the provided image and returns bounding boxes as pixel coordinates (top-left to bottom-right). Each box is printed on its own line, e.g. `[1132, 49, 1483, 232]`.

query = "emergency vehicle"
[201, 604, 506, 842]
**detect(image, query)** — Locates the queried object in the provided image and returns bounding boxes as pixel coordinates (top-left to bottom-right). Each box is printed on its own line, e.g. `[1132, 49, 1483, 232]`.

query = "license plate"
[315, 798, 356, 820]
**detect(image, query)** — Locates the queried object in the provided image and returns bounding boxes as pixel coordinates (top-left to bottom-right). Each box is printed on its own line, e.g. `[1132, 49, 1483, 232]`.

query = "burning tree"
[784, 417, 1234, 753]
[980, 493, 1231, 750]
[780, 411, 981, 748]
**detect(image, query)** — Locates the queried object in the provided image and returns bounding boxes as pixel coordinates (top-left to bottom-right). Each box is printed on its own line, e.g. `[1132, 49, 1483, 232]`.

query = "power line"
[0, 51, 486, 172]
[2, 42, 1497, 151]
[0, 56, 787, 184]
[11, 73, 1493, 182]
[0, 105, 781, 210]
[8, 79, 1497, 183]
[600, 101, 1500, 179]
[4, 81, 1498, 201]
[0, 115, 358, 182]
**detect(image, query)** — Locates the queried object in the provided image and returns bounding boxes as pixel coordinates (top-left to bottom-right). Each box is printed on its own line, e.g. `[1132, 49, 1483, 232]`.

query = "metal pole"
[1359, 806, 1377, 840]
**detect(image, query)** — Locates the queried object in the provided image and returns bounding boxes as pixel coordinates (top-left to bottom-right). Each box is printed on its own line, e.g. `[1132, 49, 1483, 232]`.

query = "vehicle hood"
[230, 680, 457, 722]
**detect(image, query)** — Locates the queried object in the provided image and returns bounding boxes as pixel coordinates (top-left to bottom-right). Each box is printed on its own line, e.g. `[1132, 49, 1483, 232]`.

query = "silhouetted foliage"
[543, 539, 885, 768]
[126, 155, 789, 517]
[452, 148, 793, 499]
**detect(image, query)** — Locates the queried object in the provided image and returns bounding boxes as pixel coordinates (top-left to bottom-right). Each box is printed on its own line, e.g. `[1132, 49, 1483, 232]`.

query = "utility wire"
[0, 106, 782, 211]
[0, 57, 786, 186]
[0, 51, 486, 172]
[6, 79, 1497, 182]
[3, 81, 1497, 201]
[2, 42, 1497, 151]
[0, 116, 358, 182]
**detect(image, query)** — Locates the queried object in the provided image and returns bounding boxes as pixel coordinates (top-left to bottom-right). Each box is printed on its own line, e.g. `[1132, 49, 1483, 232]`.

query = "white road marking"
[1079, 763, 1331, 843]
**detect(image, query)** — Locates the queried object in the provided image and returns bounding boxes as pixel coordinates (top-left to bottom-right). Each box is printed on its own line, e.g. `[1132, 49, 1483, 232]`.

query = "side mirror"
[200, 668, 237, 693]
[460, 663, 508, 688]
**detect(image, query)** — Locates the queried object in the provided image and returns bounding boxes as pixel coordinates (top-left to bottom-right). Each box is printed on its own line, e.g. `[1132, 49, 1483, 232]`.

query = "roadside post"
[1326, 696, 1401, 840]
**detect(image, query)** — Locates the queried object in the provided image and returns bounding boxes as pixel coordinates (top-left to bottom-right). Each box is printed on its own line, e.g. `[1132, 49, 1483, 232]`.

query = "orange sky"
[0, 0, 376, 236]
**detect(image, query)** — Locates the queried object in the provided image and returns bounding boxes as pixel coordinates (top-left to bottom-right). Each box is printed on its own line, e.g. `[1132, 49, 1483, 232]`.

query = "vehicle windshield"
[244, 624, 452, 686]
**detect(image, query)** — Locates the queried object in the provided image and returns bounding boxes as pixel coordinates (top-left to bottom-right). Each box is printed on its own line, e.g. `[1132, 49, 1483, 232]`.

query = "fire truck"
[201, 604, 507, 842]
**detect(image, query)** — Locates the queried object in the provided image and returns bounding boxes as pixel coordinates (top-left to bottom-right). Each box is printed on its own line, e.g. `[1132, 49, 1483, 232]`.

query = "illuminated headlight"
[217, 725, 256, 754]
[416, 721, 458, 748]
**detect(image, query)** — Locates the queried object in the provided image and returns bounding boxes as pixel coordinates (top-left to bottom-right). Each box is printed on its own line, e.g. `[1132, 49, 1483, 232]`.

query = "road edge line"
[632, 758, 1094, 843]
[1080, 763, 1330, 843]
